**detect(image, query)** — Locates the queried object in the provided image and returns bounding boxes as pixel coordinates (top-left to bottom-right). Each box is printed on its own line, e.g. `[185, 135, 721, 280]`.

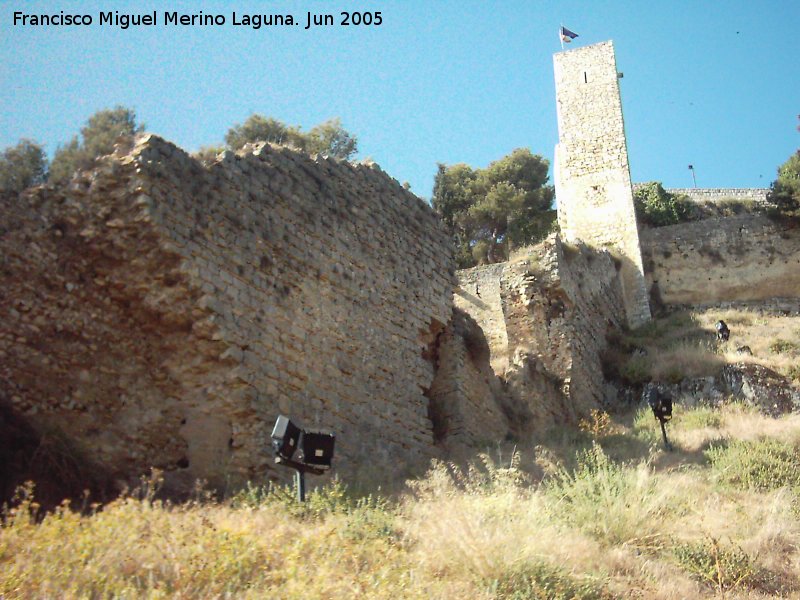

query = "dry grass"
[4, 403, 800, 599]
[613, 307, 800, 386]
[3, 308, 800, 599]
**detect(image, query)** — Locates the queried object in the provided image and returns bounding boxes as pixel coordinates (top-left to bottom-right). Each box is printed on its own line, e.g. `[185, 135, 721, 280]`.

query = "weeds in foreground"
[672, 536, 766, 594]
[4, 404, 800, 599]
[488, 561, 611, 600]
[543, 444, 676, 549]
[706, 437, 800, 492]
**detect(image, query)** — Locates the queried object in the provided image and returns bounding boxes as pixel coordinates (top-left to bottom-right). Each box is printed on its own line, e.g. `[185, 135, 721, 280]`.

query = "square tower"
[553, 40, 651, 327]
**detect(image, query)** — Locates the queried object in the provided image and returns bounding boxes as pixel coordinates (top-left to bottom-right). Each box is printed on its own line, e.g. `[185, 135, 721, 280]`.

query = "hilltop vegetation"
[0, 107, 358, 194]
[432, 150, 556, 268]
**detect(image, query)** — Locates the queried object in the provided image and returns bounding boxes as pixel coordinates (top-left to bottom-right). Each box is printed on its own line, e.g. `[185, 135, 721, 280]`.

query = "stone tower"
[553, 40, 651, 327]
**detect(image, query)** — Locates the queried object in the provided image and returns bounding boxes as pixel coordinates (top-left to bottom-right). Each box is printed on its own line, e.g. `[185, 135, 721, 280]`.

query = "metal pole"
[295, 469, 306, 502]
[659, 420, 673, 452]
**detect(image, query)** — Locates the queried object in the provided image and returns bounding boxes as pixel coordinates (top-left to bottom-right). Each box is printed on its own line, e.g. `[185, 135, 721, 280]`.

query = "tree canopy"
[49, 106, 144, 184]
[633, 182, 692, 227]
[0, 139, 48, 194]
[224, 115, 358, 160]
[432, 149, 555, 267]
[768, 150, 800, 216]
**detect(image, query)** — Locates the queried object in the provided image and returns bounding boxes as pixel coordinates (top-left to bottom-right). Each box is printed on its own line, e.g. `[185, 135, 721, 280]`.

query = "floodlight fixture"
[645, 387, 673, 451]
[270, 415, 335, 501]
[299, 430, 335, 468]
[271, 415, 302, 461]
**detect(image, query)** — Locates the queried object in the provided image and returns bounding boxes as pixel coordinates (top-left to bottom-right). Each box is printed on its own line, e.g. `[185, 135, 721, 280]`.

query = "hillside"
[3, 307, 800, 599]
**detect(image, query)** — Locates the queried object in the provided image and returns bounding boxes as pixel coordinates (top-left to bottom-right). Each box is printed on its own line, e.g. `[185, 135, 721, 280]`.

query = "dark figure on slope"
[715, 320, 730, 341]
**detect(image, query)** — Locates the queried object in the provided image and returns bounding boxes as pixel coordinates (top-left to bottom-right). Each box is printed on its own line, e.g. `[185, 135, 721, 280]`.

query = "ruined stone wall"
[641, 214, 800, 307]
[455, 237, 626, 432]
[454, 264, 508, 373]
[553, 40, 650, 328]
[1, 134, 459, 494]
[426, 308, 510, 452]
[632, 186, 770, 206]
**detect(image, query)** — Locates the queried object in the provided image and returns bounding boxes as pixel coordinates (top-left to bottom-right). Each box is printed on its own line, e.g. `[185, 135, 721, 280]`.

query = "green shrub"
[620, 356, 651, 384]
[768, 150, 800, 217]
[543, 444, 673, 547]
[673, 537, 761, 592]
[489, 561, 610, 599]
[634, 182, 693, 227]
[706, 438, 800, 491]
[769, 339, 799, 354]
[676, 407, 723, 430]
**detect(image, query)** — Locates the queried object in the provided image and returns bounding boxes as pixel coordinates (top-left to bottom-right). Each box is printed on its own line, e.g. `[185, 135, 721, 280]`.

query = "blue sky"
[1, 0, 798, 199]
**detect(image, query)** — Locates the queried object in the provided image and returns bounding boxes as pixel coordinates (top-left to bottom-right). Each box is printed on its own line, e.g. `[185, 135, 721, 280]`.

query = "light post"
[645, 386, 673, 451]
[688, 164, 697, 188]
[271, 415, 335, 502]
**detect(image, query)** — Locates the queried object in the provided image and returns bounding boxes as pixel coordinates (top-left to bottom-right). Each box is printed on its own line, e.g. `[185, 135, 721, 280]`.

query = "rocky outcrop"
[647, 363, 800, 417]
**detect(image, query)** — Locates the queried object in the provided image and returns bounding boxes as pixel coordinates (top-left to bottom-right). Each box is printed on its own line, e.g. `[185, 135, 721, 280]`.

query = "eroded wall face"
[553, 41, 650, 328]
[641, 215, 800, 306]
[1, 135, 457, 492]
[0, 155, 244, 494]
[454, 264, 509, 373]
[455, 238, 626, 432]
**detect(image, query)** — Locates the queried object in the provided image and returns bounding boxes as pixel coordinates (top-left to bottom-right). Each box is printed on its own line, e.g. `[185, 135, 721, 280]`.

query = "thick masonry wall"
[454, 264, 509, 373]
[640, 214, 800, 306]
[138, 137, 456, 484]
[553, 40, 650, 327]
[1, 134, 458, 493]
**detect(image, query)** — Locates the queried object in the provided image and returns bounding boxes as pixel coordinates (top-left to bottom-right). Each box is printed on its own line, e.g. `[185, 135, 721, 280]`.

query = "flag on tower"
[560, 26, 579, 43]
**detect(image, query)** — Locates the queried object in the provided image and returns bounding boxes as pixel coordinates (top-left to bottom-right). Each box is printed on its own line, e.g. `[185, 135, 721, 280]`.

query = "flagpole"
[559, 23, 564, 50]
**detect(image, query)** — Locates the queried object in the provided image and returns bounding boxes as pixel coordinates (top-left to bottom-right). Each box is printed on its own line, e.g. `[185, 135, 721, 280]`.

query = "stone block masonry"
[0, 134, 458, 494]
[641, 214, 800, 306]
[553, 40, 651, 328]
[632, 186, 770, 207]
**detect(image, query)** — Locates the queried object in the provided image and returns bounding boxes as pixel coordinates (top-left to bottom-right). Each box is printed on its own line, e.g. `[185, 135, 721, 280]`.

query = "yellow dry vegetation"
[3, 308, 800, 599]
[3, 401, 800, 599]
[615, 307, 800, 385]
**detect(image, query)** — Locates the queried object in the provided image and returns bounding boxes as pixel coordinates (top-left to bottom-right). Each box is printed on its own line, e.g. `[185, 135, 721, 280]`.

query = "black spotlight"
[270, 415, 335, 501]
[271, 415, 302, 461]
[644, 385, 673, 451]
[299, 430, 336, 468]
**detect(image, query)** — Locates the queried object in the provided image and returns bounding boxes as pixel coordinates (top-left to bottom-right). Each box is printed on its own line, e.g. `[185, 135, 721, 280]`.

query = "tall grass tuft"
[672, 536, 768, 594]
[543, 444, 677, 549]
[706, 437, 800, 492]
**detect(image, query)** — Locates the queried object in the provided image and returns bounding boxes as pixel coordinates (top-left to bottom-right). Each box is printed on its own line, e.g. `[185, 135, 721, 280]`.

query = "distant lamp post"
[645, 386, 674, 451]
[271, 415, 335, 502]
[688, 164, 697, 188]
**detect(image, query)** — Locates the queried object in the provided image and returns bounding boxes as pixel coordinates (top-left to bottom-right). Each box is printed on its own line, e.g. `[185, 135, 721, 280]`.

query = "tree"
[768, 150, 800, 216]
[49, 106, 144, 183]
[224, 115, 305, 151]
[432, 163, 478, 267]
[305, 118, 358, 160]
[432, 149, 555, 267]
[0, 139, 48, 193]
[224, 114, 358, 159]
[633, 182, 692, 227]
